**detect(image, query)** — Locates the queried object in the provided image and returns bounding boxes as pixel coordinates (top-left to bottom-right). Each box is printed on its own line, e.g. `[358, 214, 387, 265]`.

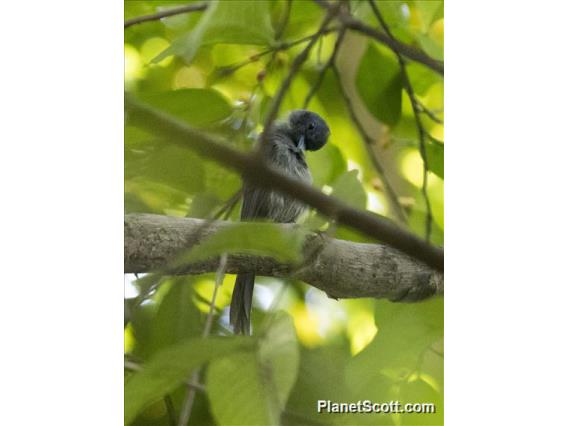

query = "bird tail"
[230, 272, 255, 335]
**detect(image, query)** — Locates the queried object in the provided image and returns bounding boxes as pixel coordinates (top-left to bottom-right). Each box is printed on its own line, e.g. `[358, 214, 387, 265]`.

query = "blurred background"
[125, 1, 443, 425]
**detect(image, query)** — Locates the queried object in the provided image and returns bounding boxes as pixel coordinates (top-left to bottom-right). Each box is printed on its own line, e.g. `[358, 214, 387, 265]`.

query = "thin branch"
[213, 189, 242, 220]
[125, 214, 444, 301]
[417, 100, 444, 124]
[164, 395, 177, 426]
[125, 95, 444, 270]
[368, 0, 434, 241]
[314, 0, 444, 75]
[303, 27, 347, 109]
[177, 254, 228, 426]
[331, 64, 408, 224]
[204, 254, 228, 337]
[428, 134, 444, 145]
[213, 26, 340, 80]
[300, 20, 407, 223]
[124, 3, 207, 29]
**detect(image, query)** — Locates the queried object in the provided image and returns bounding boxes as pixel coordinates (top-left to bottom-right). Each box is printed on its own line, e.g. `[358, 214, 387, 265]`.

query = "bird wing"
[240, 130, 309, 221]
[240, 184, 270, 220]
[240, 132, 288, 220]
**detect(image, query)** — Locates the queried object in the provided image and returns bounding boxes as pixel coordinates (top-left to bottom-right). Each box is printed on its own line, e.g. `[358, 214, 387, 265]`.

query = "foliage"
[125, 0, 444, 425]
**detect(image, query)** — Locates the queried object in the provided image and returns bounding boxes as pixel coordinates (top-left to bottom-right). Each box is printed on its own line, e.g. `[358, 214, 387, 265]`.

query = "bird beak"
[297, 135, 306, 151]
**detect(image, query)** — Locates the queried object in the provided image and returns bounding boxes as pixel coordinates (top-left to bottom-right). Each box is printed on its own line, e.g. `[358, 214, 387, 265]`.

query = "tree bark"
[125, 214, 443, 302]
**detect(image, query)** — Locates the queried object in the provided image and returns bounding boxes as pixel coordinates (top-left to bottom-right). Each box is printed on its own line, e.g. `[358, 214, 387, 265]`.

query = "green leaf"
[353, 0, 414, 44]
[346, 298, 443, 395]
[154, 0, 275, 64]
[187, 192, 224, 219]
[356, 43, 403, 126]
[407, 208, 444, 245]
[414, 1, 443, 32]
[258, 313, 300, 409]
[203, 159, 242, 199]
[329, 170, 369, 242]
[281, 0, 324, 40]
[373, 297, 443, 369]
[124, 179, 191, 215]
[125, 337, 254, 424]
[129, 301, 158, 360]
[138, 88, 233, 127]
[306, 143, 347, 188]
[416, 33, 444, 61]
[207, 351, 279, 426]
[285, 344, 353, 425]
[406, 61, 443, 96]
[147, 278, 203, 357]
[425, 138, 443, 179]
[207, 313, 299, 426]
[137, 144, 206, 195]
[330, 170, 367, 210]
[180, 222, 307, 265]
[398, 379, 443, 425]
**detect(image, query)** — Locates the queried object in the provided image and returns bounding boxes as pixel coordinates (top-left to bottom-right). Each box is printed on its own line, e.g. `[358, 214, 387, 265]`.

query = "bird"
[229, 110, 330, 335]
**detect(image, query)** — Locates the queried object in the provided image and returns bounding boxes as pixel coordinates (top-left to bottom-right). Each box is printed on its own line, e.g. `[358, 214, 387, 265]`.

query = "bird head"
[288, 110, 330, 151]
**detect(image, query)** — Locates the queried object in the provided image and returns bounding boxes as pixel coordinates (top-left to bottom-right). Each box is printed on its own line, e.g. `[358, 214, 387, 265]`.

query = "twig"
[124, 3, 207, 29]
[177, 254, 228, 426]
[213, 27, 340, 79]
[368, 0, 433, 241]
[164, 395, 177, 426]
[314, 0, 444, 75]
[428, 134, 444, 145]
[300, 20, 406, 222]
[303, 27, 347, 109]
[417, 100, 444, 124]
[314, 4, 406, 225]
[259, 7, 339, 152]
[125, 95, 444, 270]
[213, 189, 242, 220]
[331, 64, 407, 224]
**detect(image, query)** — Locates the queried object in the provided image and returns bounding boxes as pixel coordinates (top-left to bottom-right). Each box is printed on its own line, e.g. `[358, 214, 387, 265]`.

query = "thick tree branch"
[125, 214, 443, 301]
[124, 3, 207, 29]
[125, 95, 443, 270]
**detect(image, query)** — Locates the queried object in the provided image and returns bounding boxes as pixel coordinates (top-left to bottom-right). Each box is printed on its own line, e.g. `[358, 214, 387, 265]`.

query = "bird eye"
[308, 122, 315, 130]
